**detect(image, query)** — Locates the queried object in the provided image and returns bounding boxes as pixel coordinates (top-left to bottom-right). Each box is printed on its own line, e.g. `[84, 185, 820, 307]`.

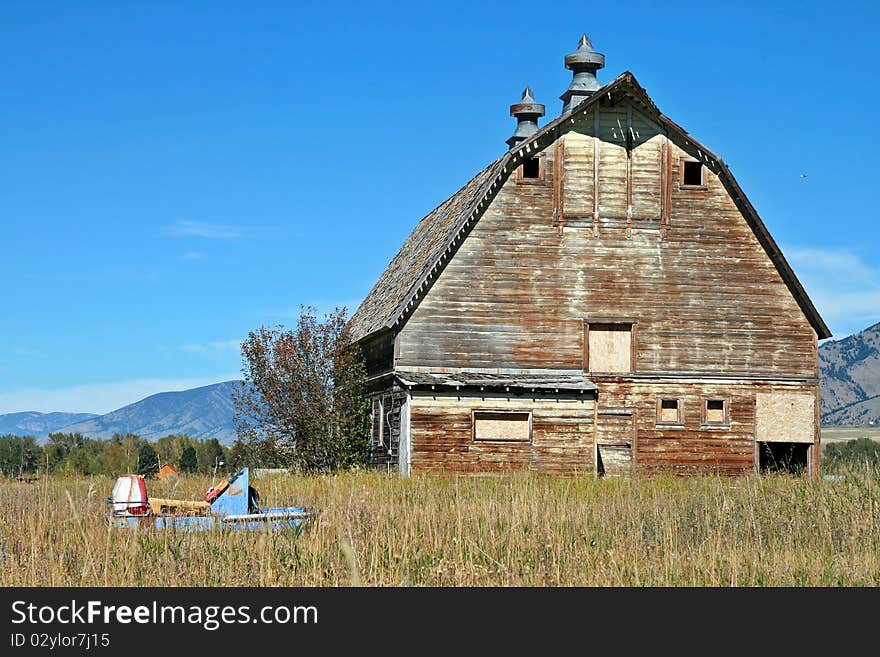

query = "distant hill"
[0, 411, 99, 438]
[58, 381, 240, 444]
[820, 321, 880, 426]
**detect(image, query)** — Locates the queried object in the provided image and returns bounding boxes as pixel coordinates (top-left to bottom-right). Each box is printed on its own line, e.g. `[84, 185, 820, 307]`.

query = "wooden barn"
[349, 35, 830, 478]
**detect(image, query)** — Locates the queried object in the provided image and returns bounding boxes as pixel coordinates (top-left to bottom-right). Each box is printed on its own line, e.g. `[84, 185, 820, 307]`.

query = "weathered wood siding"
[631, 111, 662, 221]
[409, 392, 595, 474]
[396, 98, 818, 380]
[359, 330, 395, 380]
[595, 380, 819, 476]
[561, 130, 593, 220]
[597, 108, 628, 221]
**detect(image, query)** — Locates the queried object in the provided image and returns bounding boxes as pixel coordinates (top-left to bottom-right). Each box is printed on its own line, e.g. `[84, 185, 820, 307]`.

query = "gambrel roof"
[349, 72, 831, 342]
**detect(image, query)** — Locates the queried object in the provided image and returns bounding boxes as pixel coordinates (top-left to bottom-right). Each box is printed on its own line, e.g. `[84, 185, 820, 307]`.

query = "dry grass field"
[2, 469, 879, 587]
[821, 425, 880, 444]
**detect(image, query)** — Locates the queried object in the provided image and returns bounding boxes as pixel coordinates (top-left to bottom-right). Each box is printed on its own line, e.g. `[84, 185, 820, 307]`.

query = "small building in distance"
[156, 463, 179, 480]
[350, 35, 830, 478]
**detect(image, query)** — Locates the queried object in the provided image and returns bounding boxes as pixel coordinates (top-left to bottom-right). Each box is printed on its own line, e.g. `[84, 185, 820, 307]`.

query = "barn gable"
[349, 72, 830, 345]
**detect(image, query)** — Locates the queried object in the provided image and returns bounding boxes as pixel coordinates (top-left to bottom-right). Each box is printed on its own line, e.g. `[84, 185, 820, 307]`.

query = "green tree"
[41, 441, 67, 473]
[233, 306, 370, 473]
[228, 437, 284, 469]
[67, 438, 108, 475]
[104, 434, 144, 474]
[43, 433, 92, 474]
[824, 437, 880, 470]
[179, 444, 197, 473]
[197, 438, 225, 474]
[136, 442, 159, 476]
[0, 435, 40, 477]
[155, 434, 195, 469]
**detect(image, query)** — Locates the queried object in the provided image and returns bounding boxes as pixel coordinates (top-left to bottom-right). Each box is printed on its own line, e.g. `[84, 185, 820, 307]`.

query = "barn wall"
[359, 330, 395, 380]
[396, 99, 818, 380]
[409, 391, 596, 474]
[594, 379, 819, 476]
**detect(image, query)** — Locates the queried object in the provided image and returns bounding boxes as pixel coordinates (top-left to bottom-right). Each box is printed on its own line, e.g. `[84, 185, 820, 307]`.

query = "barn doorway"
[754, 392, 815, 477]
[596, 410, 634, 477]
[757, 441, 809, 475]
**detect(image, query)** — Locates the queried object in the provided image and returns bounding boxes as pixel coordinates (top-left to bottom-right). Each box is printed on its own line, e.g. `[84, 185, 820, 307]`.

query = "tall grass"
[1, 469, 878, 586]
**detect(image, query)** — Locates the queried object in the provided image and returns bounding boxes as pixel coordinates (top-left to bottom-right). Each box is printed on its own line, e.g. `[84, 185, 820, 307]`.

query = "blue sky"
[2, 1, 879, 413]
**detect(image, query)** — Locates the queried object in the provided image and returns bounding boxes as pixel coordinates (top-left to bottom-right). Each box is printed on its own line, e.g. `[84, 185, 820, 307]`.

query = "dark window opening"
[522, 157, 540, 179]
[682, 160, 703, 186]
[758, 442, 809, 475]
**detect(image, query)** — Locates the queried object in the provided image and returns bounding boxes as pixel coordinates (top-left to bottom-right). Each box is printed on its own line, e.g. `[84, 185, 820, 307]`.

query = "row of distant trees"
[1, 306, 373, 479]
[0, 432, 234, 478]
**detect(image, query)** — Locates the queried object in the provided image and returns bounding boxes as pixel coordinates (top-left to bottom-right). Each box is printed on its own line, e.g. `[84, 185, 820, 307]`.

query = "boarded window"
[704, 399, 727, 425]
[756, 393, 815, 444]
[587, 323, 633, 373]
[657, 398, 682, 425]
[473, 411, 531, 442]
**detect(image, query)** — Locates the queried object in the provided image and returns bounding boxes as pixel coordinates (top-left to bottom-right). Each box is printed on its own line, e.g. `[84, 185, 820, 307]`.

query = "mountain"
[820, 321, 880, 426]
[0, 411, 99, 438]
[58, 381, 240, 444]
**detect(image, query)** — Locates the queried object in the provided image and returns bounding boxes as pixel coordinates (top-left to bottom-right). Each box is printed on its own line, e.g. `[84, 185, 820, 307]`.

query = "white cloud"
[786, 246, 880, 337]
[787, 248, 878, 283]
[167, 220, 241, 240]
[0, 376, 239, 415]
[182, 339, 243, 355]
[179, 251, 207, 261]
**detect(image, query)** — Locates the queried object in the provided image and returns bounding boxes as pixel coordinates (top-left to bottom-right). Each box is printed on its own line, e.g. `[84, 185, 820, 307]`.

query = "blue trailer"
[106, 467, 315, 532]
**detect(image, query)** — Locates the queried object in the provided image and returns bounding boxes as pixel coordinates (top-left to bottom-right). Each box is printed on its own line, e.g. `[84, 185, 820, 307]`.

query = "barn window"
[584, 320, 635, 373]
[473, 411, 532, 442]
[657, 398, 683, 426]
[522, 157, 540, 179]
[703, 399, 729, 426]
[681, 160, 704, 187]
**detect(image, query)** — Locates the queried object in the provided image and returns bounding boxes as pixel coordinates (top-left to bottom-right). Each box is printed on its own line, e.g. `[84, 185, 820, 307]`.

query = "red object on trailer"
[130, 476, 148, 515]
[203, 479, 230, 503]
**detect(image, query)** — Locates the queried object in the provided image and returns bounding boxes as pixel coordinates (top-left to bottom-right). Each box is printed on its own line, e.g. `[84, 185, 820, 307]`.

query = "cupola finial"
[560, 34, 605, 114]
[506, 86, 545, 149]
